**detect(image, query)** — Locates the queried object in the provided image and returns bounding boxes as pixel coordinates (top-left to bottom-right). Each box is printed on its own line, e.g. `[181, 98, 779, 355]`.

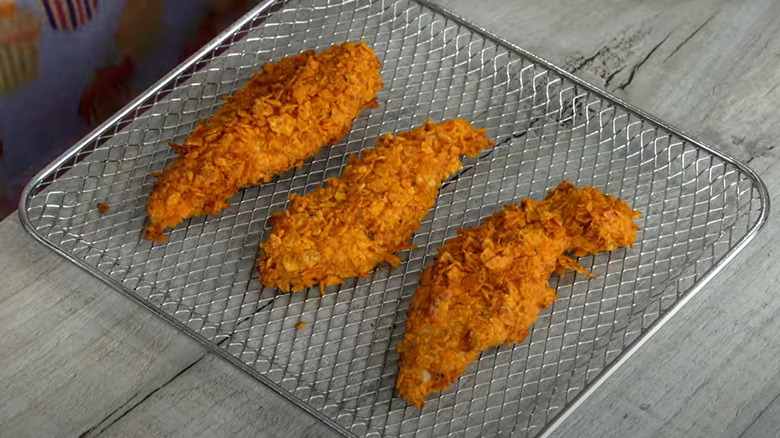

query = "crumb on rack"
[97, 202, 109, 214]
[295, 321, 306, 330]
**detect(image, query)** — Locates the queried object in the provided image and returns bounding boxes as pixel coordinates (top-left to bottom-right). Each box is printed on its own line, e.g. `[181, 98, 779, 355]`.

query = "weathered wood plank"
[438, 0, 780, 170]
[97, 354, 338, 438]
[0, 216, 205, 437]
[741, 394, 780, 438]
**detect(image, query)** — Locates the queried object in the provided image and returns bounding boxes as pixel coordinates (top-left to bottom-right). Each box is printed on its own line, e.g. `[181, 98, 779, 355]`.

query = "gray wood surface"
[98, 354, 334, 438]
[0, 214, 337, 438]
[0, 216, 203, 437]
[1, 1, 779, 437]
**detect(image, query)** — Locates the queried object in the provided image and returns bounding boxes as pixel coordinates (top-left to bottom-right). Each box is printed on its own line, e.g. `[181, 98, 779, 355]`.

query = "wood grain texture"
[98, 354, 337, 438]
[0, 215, 328, 438]
[741, 393, 780, 438]
[0, 216, 204, 437]
[438, 0, 780, 172]
[1, 1, 779, 437]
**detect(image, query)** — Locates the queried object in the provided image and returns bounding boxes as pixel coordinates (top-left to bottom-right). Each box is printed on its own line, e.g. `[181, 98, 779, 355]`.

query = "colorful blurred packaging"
[0, 1, 40, 95]
[37, 0, 97, 31]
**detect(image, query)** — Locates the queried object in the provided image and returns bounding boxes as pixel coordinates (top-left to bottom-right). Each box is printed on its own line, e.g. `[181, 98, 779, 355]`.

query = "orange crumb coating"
[395, 181, 640, 407]
[258, 118, 494, 293]
[144, 41, 383, 242]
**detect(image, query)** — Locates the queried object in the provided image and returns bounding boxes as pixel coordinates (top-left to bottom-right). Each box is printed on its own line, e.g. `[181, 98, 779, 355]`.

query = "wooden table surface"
[2, 1, 780, 437]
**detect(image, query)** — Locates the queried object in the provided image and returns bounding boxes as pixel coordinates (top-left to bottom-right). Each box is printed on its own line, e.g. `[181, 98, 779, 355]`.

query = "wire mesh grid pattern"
[20, 0, 767, 437]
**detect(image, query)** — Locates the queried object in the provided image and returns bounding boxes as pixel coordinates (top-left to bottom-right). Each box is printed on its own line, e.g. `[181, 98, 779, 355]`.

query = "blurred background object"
[37, 0, 98, 31]
[0, 0, 255, 219]
[0, 1, 40, 96]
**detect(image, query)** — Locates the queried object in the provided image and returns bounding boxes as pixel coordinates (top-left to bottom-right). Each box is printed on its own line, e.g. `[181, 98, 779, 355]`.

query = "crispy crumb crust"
[258, 118, 494, 292]
[396, 181, 641, 407]
[145, 41, 382, 242]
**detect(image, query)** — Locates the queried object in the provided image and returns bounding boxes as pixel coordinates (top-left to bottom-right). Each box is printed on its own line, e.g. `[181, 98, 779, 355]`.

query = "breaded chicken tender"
[258, 118, 494, 292]
[144, 41, 382, 242]
[395, 181, 640, 407]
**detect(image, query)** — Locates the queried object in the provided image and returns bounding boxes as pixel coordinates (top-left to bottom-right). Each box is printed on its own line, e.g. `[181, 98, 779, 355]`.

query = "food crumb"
[295, 321, 306, 330]
[97, 202, 109, 214]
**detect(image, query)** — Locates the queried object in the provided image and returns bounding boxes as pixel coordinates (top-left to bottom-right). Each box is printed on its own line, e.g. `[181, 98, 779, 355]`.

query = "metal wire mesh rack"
[19, 0, 768, 436]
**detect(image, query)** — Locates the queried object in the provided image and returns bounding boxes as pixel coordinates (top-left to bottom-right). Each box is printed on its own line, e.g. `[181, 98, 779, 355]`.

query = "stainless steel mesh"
[20, 0, 767, 437]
